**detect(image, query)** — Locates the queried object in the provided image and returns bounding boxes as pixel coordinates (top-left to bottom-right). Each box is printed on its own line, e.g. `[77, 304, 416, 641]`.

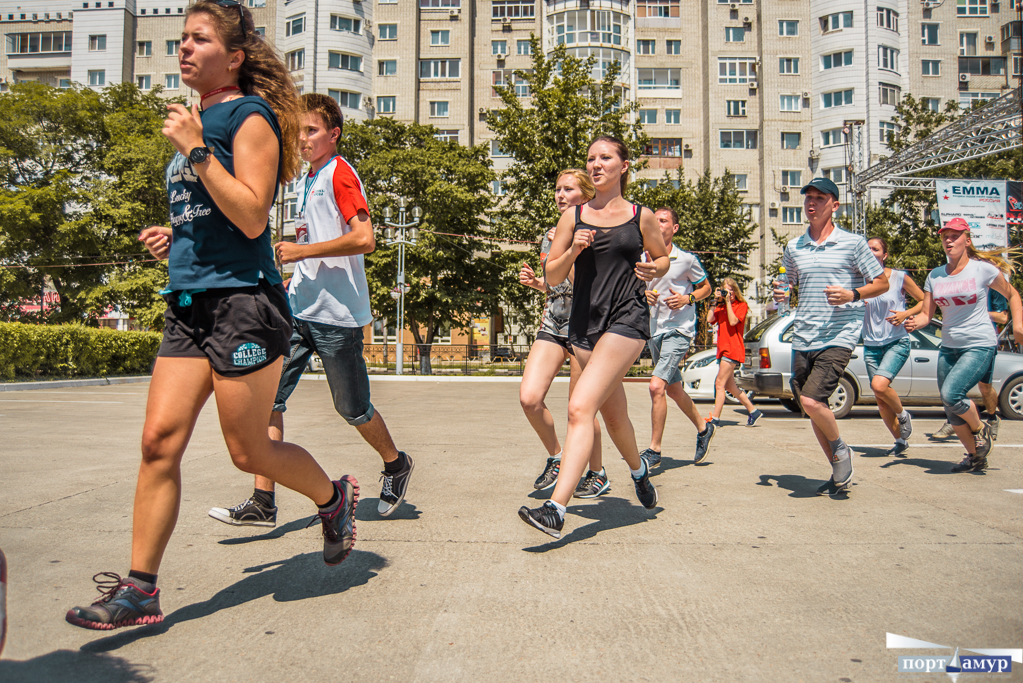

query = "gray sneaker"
[574, 470, 611, 499]
[932, 421, 956, 439]
[639, 448, 662, 470]
[987, 414, 1000, 441]
[973, 422, 993, 460]
[694, 423, 716, 464]
[885, 441, 909, 457]
[533, 457, 560, 490]
[897, 411, 913, 441]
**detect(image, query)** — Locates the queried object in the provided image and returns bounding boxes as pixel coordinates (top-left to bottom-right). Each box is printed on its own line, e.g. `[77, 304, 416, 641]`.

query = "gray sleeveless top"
[539, 230, 572, 337]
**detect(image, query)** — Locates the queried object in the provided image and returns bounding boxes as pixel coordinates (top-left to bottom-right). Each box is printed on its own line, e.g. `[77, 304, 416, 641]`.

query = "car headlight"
[688, 355, 717, 369]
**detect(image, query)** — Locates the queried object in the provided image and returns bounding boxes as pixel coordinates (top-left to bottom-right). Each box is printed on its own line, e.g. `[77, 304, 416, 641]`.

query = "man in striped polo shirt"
[775, 178, 888, 496]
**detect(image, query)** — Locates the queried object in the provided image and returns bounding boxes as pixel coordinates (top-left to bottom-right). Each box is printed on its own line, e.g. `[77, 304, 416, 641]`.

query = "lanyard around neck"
[300, 156, 339, 215]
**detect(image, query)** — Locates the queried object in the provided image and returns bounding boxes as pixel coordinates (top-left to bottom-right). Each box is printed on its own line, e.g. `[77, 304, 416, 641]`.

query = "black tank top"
[569, 203, 650, 342]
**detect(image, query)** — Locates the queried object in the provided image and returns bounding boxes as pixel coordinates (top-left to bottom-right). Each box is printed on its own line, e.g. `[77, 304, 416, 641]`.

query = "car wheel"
[998, 375, 1023, 421]
[829, 376, 855, 420]
[780, 398, 801, 413]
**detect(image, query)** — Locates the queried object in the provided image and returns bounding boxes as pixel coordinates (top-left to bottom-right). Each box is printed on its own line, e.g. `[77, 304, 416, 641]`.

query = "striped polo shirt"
[782, 225, 883, 351]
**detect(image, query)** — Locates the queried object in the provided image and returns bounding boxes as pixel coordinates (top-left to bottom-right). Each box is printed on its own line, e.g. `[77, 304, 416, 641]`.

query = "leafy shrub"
[0, 322, 161, 380]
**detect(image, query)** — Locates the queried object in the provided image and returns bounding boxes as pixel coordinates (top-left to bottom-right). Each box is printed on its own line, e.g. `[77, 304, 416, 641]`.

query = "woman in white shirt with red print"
[905, 218, 1023, 473]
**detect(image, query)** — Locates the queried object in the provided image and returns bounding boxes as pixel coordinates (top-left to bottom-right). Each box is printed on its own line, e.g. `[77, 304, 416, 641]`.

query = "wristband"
[852, 288, 861, 302]
[688, 293, 695, 306]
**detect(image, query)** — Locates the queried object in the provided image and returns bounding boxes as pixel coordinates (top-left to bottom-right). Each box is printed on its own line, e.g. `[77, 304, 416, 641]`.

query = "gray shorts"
[647, 329, 692, 385]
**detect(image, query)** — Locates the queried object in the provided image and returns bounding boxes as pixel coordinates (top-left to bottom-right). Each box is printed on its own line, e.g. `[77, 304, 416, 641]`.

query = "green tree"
[0, 82, 177, 327]
[337, 117, 511, 373]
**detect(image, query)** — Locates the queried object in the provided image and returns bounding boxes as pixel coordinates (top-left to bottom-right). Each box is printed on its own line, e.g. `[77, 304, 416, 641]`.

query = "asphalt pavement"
[0, 377, 1020, 682]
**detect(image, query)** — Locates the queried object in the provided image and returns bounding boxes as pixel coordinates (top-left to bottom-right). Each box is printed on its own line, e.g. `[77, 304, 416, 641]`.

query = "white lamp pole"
[381, 198, 421, 375]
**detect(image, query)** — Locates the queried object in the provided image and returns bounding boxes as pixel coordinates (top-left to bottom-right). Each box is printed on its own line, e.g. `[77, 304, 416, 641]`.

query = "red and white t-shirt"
[924, 259, 1000, 349]
[289, 156, 373, 328]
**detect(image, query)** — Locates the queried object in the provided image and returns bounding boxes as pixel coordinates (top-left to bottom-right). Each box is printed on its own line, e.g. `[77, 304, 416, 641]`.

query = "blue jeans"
[937, 346, 997, 424]
[863, 337, 911, 382]
[274, 318, 375, 425]
[647, 329, 692, 385]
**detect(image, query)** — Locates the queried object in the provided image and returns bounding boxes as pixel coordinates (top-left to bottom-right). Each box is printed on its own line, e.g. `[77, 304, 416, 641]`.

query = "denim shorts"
[647, 329, 692, 385]
[937, 346, 997, 423]
[274, 318, 375, 425]
[863, 337, 911, 382]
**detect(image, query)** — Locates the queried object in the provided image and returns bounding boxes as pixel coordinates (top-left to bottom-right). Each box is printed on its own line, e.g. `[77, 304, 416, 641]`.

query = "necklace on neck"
[200, 86, 241, 103]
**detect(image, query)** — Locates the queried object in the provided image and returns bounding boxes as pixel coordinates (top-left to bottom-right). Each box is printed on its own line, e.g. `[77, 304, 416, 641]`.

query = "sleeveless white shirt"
[862, 269, 908, 346]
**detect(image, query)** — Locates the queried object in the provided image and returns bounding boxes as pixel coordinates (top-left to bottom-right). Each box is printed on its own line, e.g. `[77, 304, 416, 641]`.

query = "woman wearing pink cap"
[905, 217, 1023, 472]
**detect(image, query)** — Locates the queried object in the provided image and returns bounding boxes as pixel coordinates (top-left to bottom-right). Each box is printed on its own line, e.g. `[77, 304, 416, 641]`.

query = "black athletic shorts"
[157, 280, 293, 377]
[570, 323, 648, 352]
[535, 331, 574, 355]
[791, 347, 852, 404]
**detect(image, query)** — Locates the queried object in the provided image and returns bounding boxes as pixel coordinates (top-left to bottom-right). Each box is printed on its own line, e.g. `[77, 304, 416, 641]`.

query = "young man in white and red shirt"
[209, 93, 413, 527]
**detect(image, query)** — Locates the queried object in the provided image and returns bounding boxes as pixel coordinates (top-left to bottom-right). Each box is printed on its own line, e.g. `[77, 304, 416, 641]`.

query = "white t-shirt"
[645, 244, 707, 338]
[924, 259, 1001, 348]
[863, 269, 909, 346]
[288, 156, 373, 328]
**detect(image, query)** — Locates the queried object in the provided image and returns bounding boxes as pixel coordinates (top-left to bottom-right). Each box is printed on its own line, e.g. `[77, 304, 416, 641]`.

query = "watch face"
[189, 147, 208, 164]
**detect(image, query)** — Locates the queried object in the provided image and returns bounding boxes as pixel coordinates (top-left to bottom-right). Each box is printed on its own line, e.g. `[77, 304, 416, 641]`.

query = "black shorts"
[791, 347, 853, 404]
[570, 324, 648, 352]
[535, 331, 574, 355]
[157, 280, 293, 377]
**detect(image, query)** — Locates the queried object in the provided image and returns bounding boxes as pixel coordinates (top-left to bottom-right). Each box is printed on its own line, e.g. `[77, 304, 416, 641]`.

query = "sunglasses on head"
[212, 0, 247, 37]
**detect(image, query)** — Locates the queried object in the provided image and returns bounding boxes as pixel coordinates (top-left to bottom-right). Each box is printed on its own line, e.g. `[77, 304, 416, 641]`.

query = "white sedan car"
[680, 349, 750, 404]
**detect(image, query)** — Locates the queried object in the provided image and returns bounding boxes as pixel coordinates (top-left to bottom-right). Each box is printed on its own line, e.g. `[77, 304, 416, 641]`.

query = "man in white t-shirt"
[640, 207, 713, 469]
[209, 94, 413, 527]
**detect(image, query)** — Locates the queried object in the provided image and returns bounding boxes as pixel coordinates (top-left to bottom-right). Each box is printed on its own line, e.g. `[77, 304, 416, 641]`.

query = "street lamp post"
[381, 197, 422, 375]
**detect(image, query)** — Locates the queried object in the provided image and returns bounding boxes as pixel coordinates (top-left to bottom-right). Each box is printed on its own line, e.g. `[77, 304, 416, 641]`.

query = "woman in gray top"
[518, 169, 608, 498]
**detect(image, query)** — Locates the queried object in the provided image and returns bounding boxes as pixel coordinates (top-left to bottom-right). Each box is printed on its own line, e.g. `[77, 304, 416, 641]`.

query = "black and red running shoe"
[66, 573, 163, 630]
[309, 476, 359, 566]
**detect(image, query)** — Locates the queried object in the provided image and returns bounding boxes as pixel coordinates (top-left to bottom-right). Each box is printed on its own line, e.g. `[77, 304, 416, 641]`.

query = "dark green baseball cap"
[800, 177, 840, 200]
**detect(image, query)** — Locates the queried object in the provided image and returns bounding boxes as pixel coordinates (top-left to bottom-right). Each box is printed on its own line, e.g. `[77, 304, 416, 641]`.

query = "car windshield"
[745, 316, 785, 342]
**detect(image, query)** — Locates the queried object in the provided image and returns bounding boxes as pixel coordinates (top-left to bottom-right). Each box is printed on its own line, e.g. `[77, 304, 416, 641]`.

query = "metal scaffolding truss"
[850, 86, 1022, 233]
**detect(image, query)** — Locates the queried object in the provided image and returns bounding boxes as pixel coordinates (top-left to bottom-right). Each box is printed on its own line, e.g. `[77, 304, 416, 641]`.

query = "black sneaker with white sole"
[574, 470, 610, 499]
[639, 448, 662, 471]
[951, 453, 988, 473]
[885, 441, 909, 457]
[815, 477, 851, 496]
[209, 496, 278, 527]
[533, 457, 560, 490]
[632, 466, 658, 509]
[378, 451, 414, 517]
[694, 423, 716, 463]
[746, 409, 764, 427]
[309, 476, 359, 566]
[518, 501, 564, 539]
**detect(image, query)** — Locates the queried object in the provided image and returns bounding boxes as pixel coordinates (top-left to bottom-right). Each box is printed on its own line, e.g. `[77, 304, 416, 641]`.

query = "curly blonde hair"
[186, 0, 301, 183]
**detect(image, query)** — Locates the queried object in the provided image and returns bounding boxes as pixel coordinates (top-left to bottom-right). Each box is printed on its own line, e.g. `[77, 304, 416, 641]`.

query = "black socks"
[318, 484, 341, 511]
[127, 570, 158, 591]
[253, 488, 275, 509]
[384, 452, 405, 475]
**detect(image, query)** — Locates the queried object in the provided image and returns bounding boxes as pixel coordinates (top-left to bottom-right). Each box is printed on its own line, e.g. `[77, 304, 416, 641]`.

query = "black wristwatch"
[189, 146, 212, 165]
[852, 288, 861, 302]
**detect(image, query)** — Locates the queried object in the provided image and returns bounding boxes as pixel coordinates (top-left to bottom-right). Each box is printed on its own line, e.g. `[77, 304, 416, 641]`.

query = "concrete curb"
[0, 376, 152, 392]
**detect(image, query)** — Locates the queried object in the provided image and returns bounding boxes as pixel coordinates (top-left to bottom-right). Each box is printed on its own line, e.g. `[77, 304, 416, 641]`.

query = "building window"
[492, 0, 534, 18]
[957, 0, 988, 16]
[960, 57, 1007, 75]
[421, 59, 460, 78]
[255, 27, 266, 36]
[491, 140, 509, 157]
[492, 69, 530, 96]
[666, 40, 681, 55]
[921, 23, 939, 45]
[782, 207, 803, 224]
[726, 99, 746, 117]
[328, 90, 361, 109]
[89, 34, 106, 51]
[1013, 54, 1023, 77]
[821, 50, 853, 70]
[639, 109, 657, 124]
[822, 89, 854, 108]
[717, 0, 752, 3]
[781, 132, 801, 149]
[733, 174, 748, 191]
[430, 101, 449, 117]
[431, 30, 450, 46]
[718, 57, 757, 84]
[550, 10, 627, 46]
[377, 96, 396, 114]
[779, 95, 801, 112]
[665, 109, 680, 123]
[879, 120, 899, 145]
[378, 60, 397, 76]
[421, 0, 461, 6]
[372, 320, 397, 344]
[636, 0, 680, 18]
[878, 46, 900, 72]
[166, 40, 180, 56]
[720, 130, 758, 149]
[638, 68, 681, 89]
[247, 0, 267, 6]
[959, 91, 1000, 108]
[637, 39, 655, 55]
[137, 41, 151, 57]
[379, 24, 397, 40]
[517, 39, 532, 55]
[329, 53, 362, 72]
[781, 170, 801, 187]
[922, 59, 941, 76]
[823, 166, 847, 184]
[136, 75, 151, 90]
[821, 127, 847, 147]
[286, 14, 305, 37]
[921, 97, 941, 112]
[779, 57, 799, 74]
[330, 15, 361, 33]
[286, 49, 305, 71]
[5, 32, 73, 54]
[87, 70, 105, 86]
[59, 78, 71, 88]
[492, 179, 507, 195]
[877, 7, 899, 32]
[164, 73, 179, 89]
[644, 139, 682, 157]
[778, 20, 798, 36]
[435, 130, 459, 142]
[960, 32, 979, 56]
[725, 27, 745, 42]
[820, 11, 853, 33]
[879, 82, 901, 106]
[493, 40, 507, 54]
[284, 196, 299, 220]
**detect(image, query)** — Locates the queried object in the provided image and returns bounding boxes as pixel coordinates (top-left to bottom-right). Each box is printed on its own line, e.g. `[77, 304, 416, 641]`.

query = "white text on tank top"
[863, 269, 908, 346]
[289, 157, 373, 328]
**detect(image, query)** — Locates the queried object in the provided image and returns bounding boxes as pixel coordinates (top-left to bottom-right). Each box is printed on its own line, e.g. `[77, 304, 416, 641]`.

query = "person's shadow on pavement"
[0, 650, 152, 683]
[756, 473, 845, 499]
[522, 496, 660, 552]
[80, 549, 387, 654]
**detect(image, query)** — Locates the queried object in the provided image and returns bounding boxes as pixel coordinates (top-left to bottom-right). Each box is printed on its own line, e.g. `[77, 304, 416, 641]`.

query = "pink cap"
[939, 217, 970, 233]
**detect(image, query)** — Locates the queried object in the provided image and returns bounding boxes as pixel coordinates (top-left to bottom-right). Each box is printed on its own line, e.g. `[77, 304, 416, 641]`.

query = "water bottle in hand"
[776, 267, 791, 315]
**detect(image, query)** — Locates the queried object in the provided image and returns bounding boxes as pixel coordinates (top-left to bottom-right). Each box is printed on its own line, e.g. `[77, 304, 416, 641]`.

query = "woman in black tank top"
[518, 136, 670, 539]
